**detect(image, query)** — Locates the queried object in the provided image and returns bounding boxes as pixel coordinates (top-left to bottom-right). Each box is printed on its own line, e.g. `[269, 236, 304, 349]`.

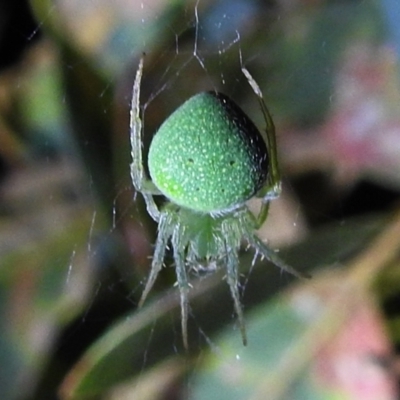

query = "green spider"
[130, 56, 305, 349]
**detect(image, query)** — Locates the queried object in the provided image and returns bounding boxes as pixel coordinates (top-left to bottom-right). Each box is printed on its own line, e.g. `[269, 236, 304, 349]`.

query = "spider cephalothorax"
[130, 56, 305, 349]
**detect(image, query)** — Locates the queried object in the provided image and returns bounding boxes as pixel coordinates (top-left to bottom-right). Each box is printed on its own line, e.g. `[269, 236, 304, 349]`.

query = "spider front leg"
[130, 56, 162, 221]
[171, 224, 190, 350]
[222, 219, 247, 346]
[225, 245, 247, 346]
[138, 211, 173, 308]
[241, 66, 281, 229]
[246, 230, 309, 279]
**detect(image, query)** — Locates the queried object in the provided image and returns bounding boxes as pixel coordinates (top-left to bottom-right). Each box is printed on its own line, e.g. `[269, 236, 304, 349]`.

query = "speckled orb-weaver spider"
[130, 56, 306, 349]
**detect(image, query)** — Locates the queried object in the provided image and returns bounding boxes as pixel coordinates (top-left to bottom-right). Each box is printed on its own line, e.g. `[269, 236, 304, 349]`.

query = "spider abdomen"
[148, 92, 269, 213]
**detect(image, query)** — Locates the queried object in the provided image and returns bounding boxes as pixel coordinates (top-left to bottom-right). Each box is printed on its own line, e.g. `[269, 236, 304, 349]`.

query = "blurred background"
[2, 0, 400, 399]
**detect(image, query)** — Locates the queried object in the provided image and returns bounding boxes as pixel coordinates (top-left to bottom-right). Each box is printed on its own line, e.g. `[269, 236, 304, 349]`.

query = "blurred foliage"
[1, 0, 400, 399]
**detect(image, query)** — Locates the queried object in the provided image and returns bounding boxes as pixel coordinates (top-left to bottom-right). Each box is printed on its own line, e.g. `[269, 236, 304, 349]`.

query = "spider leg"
[240, 69, 310, 279]
[222, 220, 247, 346]
[171, 225, 190, 350]
[241, 66, 281, 228]
[254, 199, 271, 230]
[138, 212, 173, 308]
[247, 231, 310, 279]
[225, 246, 247, 346]
[130, 55, 162, 221]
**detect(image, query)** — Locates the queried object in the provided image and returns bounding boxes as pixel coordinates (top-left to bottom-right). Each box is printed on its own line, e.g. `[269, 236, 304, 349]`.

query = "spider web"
[114, 0, 257, 347]
[8, 0, 306, 398]
[8, 1, 400, 398]
[103, 0, 262, 388]
[88, 0, 276, 376]
[107, 1, 309, 391]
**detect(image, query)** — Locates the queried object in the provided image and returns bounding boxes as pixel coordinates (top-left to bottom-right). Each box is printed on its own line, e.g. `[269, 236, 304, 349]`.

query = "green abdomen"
[148, 92, 268, 213]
